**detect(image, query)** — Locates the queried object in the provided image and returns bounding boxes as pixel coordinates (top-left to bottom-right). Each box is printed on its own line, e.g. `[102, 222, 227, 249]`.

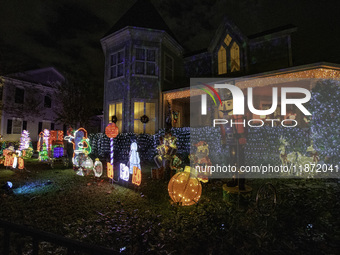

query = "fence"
[0, 219, 117, 255]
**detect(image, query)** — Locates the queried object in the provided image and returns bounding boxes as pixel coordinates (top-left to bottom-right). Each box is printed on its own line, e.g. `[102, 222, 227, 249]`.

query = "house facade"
[0, 67, 65, 142]
[101, 0, 340, 134]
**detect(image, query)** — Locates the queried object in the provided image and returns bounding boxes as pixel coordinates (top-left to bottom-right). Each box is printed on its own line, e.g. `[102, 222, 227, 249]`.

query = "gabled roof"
[103, 0, 177, 40]
[208, 15, 248, 53]
[248, 24, 297, 41]
[8, 67, 65, 86]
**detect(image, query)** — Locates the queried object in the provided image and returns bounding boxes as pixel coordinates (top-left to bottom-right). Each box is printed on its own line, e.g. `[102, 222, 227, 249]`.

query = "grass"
[0, 159, 339, 254]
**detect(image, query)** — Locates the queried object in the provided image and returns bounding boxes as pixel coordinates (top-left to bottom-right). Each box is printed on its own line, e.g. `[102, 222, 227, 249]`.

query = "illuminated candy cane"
[110, 138, 114, 165]
[105, 123, 119, 180]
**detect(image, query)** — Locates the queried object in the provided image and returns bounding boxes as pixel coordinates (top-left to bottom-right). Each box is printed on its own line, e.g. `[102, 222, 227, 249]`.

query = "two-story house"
[101, 0, 340, 134]
[0, 67, 65, 142]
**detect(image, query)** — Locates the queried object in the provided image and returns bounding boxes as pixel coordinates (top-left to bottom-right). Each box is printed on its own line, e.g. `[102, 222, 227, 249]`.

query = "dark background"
[1, 0, 339, 108]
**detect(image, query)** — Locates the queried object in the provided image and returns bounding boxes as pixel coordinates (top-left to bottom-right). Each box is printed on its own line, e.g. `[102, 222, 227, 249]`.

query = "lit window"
[44, 95, 51, 108]
[218, 34, 241, 74]
[224, 34, 232, 46]
[135, 48, 156, 76]
[218, 46, 227, 75]
[110, 50, 124, 79]
[134, 102, 155, 134]
[109, 102, 123, 132]
[165, 54, 174, 81]
[231, 42, 240, 72]
[15, 87, 24, 104]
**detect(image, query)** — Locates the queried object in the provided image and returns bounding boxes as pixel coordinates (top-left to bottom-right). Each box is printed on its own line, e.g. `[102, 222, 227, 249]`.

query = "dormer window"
[218, 46, 227, 75]
[218, 34, 241, 74]
[231, 42, 240, 72]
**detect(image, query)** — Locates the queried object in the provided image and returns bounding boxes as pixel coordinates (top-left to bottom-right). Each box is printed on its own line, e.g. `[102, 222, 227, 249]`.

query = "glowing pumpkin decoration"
[105, 123, 119, 139]
[132, 166, 141, 186]
[107, 162, 114, 179]
[120, 163, 129, 182]
[168, 170, 202, 206]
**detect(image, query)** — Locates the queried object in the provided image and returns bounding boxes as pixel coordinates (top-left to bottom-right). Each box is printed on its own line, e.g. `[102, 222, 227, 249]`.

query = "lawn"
[0, 159, 339, 254]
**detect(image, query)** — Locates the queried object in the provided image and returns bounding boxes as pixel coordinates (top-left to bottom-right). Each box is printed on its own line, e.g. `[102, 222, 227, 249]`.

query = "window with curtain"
[109, 102, 123, 132]
[134, 102, 155, 134]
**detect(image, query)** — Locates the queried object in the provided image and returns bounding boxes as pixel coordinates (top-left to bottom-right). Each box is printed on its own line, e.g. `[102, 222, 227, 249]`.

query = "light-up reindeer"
[279, 137, 319, 176]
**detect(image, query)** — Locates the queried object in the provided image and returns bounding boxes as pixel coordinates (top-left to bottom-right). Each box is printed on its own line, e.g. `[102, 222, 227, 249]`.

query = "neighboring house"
[0, 67, 65, 142]
[101, 0, 340, 134]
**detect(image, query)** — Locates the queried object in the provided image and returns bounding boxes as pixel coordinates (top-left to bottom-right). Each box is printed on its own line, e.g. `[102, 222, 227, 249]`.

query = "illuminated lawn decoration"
[53, 146, 64, 158]
[37, 130, 64, 163]
[12, 154, 18, 168]
[3, 149, 10, 157]
[18, 157, 24, 170]
[132, 166, 141, 186]
[154, 133, 179, 179]
[107, 162, 114, 179]
[43, 129, 51, 155]
[2, 150, 24, 170]
[168, 167, 202, 206]
[120, 163, 129, 182]
[4, 153, 12, 167]
[19, 130, 31, 150]
[0, 142, 6, 156]
[37, 131, 44, 152]
[50, 130, 64, 158]
[19, 130, 33, 159]
[191, 141, 212, 183]
[37, 129, 52, 160]
[279, 137, 319, 177]
[38, 143, 50, 161]
[93, 158, 103, 177]
[65, 128, 93, 175]
[129, 142, 140, 174]
[105, 123, 119, 180]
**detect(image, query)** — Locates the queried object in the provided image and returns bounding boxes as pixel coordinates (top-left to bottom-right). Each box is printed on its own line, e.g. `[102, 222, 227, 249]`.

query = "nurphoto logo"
[200, 84, 311, 127]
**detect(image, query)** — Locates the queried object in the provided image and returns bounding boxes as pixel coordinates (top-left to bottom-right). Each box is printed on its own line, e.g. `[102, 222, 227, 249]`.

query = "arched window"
[218, 46, 227, 75]
[230, 42, 240, 72]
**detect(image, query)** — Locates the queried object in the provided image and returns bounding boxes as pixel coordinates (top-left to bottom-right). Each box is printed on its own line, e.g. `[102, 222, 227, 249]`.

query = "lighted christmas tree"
[38, 142, 49, 161]
[19, 130, 31, 151]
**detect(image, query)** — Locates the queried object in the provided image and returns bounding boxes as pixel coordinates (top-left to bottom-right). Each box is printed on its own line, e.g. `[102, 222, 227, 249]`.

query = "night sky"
[1, 0, 339, 97]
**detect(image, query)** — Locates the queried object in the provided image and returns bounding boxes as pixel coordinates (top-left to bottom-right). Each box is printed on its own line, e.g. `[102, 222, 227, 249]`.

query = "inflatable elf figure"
[218, 91, 247, 190]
